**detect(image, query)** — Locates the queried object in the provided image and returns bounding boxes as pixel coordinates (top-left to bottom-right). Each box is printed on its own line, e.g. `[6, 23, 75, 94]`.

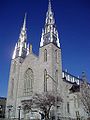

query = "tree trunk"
[44, 111, 49, 120]
[87, 117, 90, 120]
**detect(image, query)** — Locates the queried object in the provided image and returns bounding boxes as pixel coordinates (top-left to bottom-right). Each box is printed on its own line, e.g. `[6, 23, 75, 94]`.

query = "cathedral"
[6, 0, 88, 119]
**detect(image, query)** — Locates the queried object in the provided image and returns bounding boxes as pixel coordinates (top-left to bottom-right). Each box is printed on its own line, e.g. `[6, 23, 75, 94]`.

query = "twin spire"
[12, 0, 60, 59]
[12, 14, 30, 59]
[40, 0, 60, 47]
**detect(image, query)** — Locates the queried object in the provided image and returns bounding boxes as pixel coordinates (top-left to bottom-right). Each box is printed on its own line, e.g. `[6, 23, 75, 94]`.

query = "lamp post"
[46, 74, 58, 120]
[7, 105, 13, 119]
[18, 106, 21, 120]
[0, 105, 3, 118]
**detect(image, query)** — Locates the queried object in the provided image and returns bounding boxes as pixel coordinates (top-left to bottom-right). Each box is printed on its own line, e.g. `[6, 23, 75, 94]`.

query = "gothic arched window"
[44, 69, 47, 92]
[74, 96, 77, 108]
[24, 68, 34, 96]
[55, 50, 58, 63]
[55, 70, 58, 82]
[67, 102, 70, 113]
[44, 49, 47, 62]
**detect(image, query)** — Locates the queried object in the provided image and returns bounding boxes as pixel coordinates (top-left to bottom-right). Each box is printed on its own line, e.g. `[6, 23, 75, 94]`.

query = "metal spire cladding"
[22, 13, 26, 31]
[19, 13, 27, 43]
[40, 0, 60, 47]
[12, 14, 30, 59]
[48, 0, 52, 14]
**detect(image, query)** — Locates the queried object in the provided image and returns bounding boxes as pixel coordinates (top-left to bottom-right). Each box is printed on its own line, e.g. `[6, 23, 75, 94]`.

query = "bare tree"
[21, 92, 62, 120]
[80, 72, 90, 118]
[33, 91, 63, 120]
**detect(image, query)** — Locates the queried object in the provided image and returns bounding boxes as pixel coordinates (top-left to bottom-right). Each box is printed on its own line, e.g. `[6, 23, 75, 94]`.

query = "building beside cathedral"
[0, 97, 6, 118]
[6, 0, 88, 119]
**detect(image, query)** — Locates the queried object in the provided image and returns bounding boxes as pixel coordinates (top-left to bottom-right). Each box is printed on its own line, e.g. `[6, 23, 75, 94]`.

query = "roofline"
[62, 70, 82, 81]
[0, 97, 7, 100]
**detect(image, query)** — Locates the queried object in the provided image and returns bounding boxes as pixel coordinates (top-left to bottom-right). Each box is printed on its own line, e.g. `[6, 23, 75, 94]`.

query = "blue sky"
[0, 0, 90, 97]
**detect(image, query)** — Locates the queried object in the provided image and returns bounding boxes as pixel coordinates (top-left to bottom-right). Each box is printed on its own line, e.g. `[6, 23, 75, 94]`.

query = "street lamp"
[0, 105, 3, 118]
[7, 105, 13, 119]
[18, 106, 21, 120]
[46, 74, 58, 120]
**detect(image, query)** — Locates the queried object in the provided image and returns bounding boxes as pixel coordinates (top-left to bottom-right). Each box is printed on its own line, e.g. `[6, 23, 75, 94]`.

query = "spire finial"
[48, 0, 52, 13]
[22, 13, 27, 31]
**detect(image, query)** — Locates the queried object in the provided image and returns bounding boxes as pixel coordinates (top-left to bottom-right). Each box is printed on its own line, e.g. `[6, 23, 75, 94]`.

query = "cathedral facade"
[6, 0, 88, 119]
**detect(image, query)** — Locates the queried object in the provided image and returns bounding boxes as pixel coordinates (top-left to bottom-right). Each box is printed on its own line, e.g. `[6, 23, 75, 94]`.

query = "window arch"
[55, 70, 58, 82]
[55, 50, 58, 63]
[44, 69, 47, 92]
[67, 102, 70, 113]
[24, 68, 34, 96]
[44, 49, 47, 62]
[74, 96, 77, 108]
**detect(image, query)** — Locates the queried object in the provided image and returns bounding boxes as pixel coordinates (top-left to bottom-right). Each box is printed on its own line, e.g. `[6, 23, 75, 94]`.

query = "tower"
[39, 0, 62, 92]
[6, 14, 30, 118]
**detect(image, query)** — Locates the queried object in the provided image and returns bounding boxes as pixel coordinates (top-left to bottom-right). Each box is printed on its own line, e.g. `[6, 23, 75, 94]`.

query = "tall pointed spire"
[46, 0, 54, 25]
[19, 13, 27, 43]
[48, 0, 52, 13]
[12, 14, 30, 59]
[22, 13, 27, 31]
[40, 0, 60, 47]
